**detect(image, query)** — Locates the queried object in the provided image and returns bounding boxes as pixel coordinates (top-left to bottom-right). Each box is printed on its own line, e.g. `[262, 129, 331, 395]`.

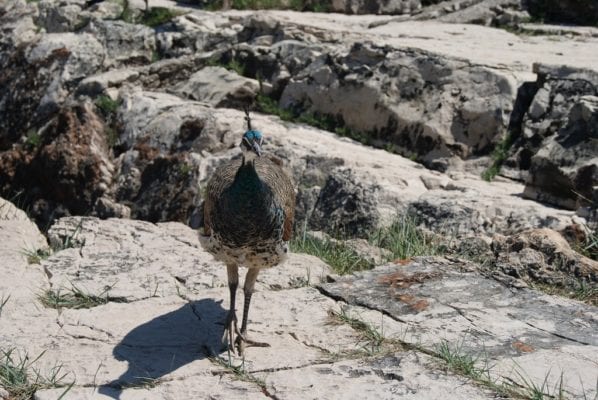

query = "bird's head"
[240, 129, 263, 160]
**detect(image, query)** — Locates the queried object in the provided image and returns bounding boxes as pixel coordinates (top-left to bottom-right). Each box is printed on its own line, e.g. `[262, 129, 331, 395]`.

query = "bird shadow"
[97, 298, 227, 399]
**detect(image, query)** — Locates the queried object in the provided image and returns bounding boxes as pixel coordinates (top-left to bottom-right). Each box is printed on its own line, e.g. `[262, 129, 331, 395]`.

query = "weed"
[209, 356, 267, 390]
[533, 282, 598, 307]
[22, 247, 52, 264]
[288, 268, 311, 288]
[39, 284, 127, 310]
[435, 339, 489, 380]
[369, 214, 446, 261]
[25, 129, 42, 149]
[95, 95, 120, 116]
[580, 228, 598, 261]
[328, 308, 385, 355]
[0, 348, 74, 400]
[138, 7, 180, 27]
[0, 294, 9, 318]
[52, 219, 85, 252]
[482, 133, 513, 181]
[290, 233, 374, 275]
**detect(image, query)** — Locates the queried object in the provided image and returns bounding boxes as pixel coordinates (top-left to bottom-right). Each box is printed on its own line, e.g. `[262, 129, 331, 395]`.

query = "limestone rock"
[309, 168, 380, 238]
[491, 228, 598, 286]
[279, 41, 516, 167]
[523, 94, 598, 210]
[319, 257, 598, 399]
[172, 66, 261, 108]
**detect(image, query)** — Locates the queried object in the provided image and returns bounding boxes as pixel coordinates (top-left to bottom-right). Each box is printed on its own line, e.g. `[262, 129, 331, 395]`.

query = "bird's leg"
[235, 268, 270, 356]
[223, 264, 241, 353]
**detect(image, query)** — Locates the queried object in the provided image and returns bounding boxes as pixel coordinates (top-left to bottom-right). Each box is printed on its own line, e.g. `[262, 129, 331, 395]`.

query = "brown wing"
[257, 156, 296, 241]
[202, 158, 243, 237]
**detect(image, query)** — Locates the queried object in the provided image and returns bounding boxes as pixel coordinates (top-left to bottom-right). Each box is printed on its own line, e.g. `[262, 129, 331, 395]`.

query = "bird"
[200, 110, 295, 356]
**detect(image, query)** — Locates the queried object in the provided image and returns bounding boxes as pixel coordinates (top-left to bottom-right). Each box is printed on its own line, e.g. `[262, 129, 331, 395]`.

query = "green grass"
[25, 129, 42, 149]
[369, 214, 446, 261]
[290, 233, 374, 275]
[482, 133, 513, 181]
[580, 228, 598, 261]
[436, 339, 489, 380]
[534, 281, 598, 306]
[95, 95, 120, 116]
[0, 348, 74, 400]
[39, 284, 127, 310]
[209, 356, 268, 391]
[329, 308, 386, 355]
[0, 294, 9, 318]
[138, 7, 180, 27]
[255, 94, 371, 145]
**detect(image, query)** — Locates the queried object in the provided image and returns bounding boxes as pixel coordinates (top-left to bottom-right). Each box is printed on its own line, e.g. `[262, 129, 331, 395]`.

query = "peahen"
[200, 111, 295, 356]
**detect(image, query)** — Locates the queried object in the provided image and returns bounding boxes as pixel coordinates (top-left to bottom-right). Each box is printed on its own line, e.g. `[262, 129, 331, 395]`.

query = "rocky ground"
[0, 0, 597, 398]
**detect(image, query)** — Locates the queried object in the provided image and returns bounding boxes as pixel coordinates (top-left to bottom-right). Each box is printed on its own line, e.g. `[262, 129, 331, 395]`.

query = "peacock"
[200, 110, 295, 356]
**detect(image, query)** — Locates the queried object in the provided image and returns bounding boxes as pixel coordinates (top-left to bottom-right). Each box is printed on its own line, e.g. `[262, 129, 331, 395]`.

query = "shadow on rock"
[98, 298, 227, 399]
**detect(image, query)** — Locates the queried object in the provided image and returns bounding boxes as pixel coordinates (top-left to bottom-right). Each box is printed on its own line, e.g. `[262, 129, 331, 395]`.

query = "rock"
[0, 197, 48, 263]
[330, 0, 420, 15]
[0, 103, 114, 228]
[0, 387, 9, 399]
[309, 168, 380, 238]
[83, 19, 156, 67]
[36, 0, 86, 33]
[279, 41, 516, 167]
[523, 95, 598, 211]
[319, 257, 598, 399]
[491, 228, 598, 286]
[172, 66, 261, 108]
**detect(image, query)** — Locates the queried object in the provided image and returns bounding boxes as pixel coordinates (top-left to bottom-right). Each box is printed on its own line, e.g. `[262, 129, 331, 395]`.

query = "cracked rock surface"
[1, 201, 597, 399]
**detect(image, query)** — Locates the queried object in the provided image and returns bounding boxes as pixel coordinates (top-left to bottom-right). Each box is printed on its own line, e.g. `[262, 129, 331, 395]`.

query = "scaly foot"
[234, 331, 270, 356]
[222, 310, 241, 352]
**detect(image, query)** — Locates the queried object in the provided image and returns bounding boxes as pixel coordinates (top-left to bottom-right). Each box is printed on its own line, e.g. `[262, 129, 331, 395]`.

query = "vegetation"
[328, 308, 387, 355]
[580, 228, 598, 261]
[95, 95, 120, 115]
[206, 0, 330, 12]
[138, 7, 180, 28]
[481, 133, 513, 181]
[0, 294, 9, 318]
[290, 233, 374, 275]
[533, 281, 598, 307]
[0, 348, 74, 400]
[39, 284, 127, 310]
[255, 94, 373, 146]
[370, 214, 446, 261]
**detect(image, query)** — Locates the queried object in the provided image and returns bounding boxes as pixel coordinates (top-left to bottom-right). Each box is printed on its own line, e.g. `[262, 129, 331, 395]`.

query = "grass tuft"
[328, 308, 385, 355]
[436, 339, 489, 380]
[39, 284, 127, 310]
[290, 233, 374, 275]
[0, 348, 74, 400]
[138, 7, 180, 27]
[369, 214, 446, 261]
[0, 294, 9, 318]
[95, 95, 120, 116]
[482, 133, 513, 181]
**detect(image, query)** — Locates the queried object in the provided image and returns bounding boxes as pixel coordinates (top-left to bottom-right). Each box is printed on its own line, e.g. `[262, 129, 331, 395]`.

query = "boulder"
[172, 66, 261, 108]
[280, 42, 516, 168]
[0, 103, 115, 227]
[309, 168, 380, 238]
[491, 228, 598, 286]
[523, 95, 598, 211]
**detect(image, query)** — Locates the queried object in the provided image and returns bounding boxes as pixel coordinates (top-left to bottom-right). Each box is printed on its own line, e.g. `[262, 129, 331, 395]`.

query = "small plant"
[22, 247, 52, 264]
[369, 214, 445, 261]
[0, 348, 74, 400]
[0, 294, 9, 318]
[290, 233, 374, 275]
[288, 268, 311, 288]
[482, 133, 513, 181]
[52, 220, 85, 252]
[329, 308, 385, 355]
[435, 339, 488, 380]
[25, 129, 42, 149]
[95, 95, 120, 116]
[138, 7, 180, 27]
[580, 228, 598, 261]
[209, 356, 267, 390]
[39, 284, 127, 310]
